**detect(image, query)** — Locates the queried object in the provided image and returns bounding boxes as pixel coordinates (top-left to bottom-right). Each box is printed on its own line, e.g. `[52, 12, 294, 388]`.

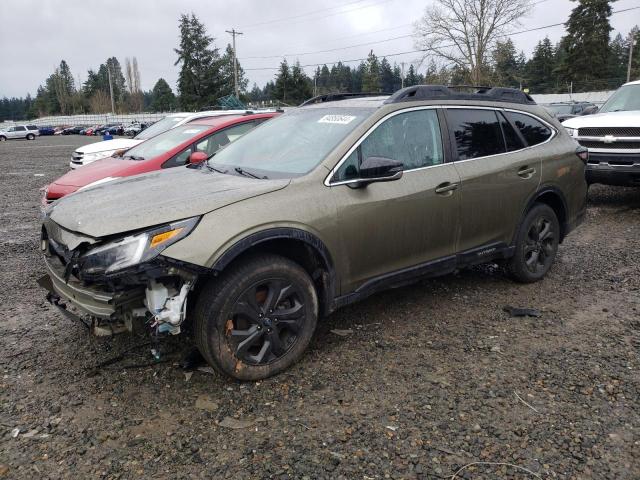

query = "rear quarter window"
[446, 109, 506, 160]
[505, 111, 553, 146]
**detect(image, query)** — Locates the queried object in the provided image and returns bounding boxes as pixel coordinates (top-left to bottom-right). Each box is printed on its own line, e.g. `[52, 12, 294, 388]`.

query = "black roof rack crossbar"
[299, 92, 390, 107]
[384, 85, 536, 105]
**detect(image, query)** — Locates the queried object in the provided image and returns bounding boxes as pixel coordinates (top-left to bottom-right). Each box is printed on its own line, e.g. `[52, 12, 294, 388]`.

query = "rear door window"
[504, 111, 553, 146]
[15, 126, 26, 131]
[446, 109, 506, 160]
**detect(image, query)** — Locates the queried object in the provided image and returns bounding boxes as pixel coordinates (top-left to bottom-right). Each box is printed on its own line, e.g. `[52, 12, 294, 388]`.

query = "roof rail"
[299, 92, 389, 107]
[384, 85, 536, 105]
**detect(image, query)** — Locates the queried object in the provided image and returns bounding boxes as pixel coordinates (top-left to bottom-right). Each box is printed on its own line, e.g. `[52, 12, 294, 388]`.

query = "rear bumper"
[586, 153, 640, 187]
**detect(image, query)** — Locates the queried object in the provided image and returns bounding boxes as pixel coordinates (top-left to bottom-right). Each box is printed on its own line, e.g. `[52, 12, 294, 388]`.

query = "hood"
[563, 110, 640, 128]
[51, 157, 141, 187]
[76, 138, 142, 154]
[48, 166, 290, 238]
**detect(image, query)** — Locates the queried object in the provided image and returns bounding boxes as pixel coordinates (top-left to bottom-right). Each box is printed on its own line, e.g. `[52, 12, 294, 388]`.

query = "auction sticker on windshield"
[318, 115, 356, 124]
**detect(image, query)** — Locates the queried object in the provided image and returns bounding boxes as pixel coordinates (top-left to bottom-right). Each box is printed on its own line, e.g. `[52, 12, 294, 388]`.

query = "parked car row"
[39, 85, 593, 381]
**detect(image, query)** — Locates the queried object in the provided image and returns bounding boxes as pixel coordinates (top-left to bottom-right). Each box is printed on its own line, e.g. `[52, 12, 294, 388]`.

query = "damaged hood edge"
[47, 167, 291, 239]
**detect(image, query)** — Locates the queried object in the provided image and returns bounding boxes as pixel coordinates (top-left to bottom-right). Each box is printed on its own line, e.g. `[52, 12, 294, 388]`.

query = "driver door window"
[333, 109, 443, 182]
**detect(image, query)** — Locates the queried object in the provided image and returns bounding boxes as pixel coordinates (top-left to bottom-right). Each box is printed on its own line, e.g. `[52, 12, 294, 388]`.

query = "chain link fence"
[1, 112, 168, 128]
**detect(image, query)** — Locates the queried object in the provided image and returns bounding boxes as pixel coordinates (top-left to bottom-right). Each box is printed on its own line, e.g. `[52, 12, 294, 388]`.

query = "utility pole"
[401, 62, 405, 88]
[226, 28, 244, 98]
[107, 65, 115, 114]
[628, 33, 637, 83]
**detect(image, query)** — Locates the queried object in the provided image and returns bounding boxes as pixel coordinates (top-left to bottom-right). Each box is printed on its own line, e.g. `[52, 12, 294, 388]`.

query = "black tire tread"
[507, 203, 559, 283]
[193, 253, 318, 381]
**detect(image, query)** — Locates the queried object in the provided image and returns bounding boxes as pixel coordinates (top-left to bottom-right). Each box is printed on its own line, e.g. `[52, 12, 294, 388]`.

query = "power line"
[239, 0, 394, 31]
[240, 34, 413, 60]
[243, 5, 640, 72]
[238, 0, 370, 28]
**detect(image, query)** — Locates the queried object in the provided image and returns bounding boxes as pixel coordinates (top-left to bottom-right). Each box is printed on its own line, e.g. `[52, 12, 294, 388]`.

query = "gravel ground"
[1, 136, 639, 479]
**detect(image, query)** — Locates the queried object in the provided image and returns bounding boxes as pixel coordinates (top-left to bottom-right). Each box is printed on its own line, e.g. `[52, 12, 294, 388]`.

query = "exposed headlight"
[564, 127, 576, 137]
[82, 151, 116, 162]
[77, 176, 120, 191]
[80, 217, 200, 274]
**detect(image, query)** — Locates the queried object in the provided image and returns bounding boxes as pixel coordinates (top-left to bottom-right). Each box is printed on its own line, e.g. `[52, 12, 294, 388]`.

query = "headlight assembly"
[564, 127, 576, 137]
[80, 217, 200, 274]
[82, 151, 116, 162]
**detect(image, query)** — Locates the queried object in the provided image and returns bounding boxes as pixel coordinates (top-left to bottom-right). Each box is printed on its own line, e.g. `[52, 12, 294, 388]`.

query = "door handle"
[517, 166, 536, 178]
[435, 182, 459, 195]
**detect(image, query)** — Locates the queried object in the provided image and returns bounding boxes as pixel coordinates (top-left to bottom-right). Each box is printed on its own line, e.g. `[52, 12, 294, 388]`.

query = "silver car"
[0, 124, 39, 141]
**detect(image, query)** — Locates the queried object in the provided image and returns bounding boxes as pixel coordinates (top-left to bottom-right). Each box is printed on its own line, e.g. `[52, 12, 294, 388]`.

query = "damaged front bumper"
[39, 251, 201, 336]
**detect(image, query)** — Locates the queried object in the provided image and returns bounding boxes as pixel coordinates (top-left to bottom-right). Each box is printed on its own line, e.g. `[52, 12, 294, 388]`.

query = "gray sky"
[0, 0, 638, 98]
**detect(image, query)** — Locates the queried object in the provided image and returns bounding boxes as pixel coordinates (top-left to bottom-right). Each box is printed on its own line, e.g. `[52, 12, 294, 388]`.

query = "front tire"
[194, 254, 318, 381]
[508, 203, 560, 283]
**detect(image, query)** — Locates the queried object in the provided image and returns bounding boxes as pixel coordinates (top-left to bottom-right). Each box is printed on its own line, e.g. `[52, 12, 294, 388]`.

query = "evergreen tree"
[151, 78, 177, 112]
[274, 59, 292, 103]
[362, 50, 381, 92]
[290, 61, 312, 103]
[526, 37, 557, 93]
[174, 13, 222, 110]
[379, 58, 394, 93]
[404, 64, 422, 87]
[392, 64, 402, 91]
[219, 43, 248, 97]
[608, 33, 628, 85]
[493, 39, 519, 87]
[558, 0, 614, 91]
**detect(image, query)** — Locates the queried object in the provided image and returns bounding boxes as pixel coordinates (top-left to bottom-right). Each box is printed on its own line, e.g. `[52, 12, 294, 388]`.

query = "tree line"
[1, 0, 639, 121]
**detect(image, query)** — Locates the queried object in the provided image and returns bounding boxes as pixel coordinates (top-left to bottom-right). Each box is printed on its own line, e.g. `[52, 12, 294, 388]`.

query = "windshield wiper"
[234, 167, 268, 179]
[203, 156, 227, 174]
[125, 155, 145, 161]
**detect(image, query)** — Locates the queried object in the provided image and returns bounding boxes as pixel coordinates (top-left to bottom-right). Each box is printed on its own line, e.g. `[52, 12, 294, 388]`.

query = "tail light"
[575, 146, 589, 164]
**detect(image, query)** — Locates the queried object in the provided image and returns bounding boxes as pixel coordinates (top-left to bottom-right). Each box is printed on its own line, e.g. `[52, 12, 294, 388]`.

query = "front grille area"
[579, 140, 640, 149]
[578, 127, 640, 137]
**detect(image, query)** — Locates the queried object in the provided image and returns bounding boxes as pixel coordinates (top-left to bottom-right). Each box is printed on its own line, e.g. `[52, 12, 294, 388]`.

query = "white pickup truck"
[69, 111, 251, 169]
[563, 80, 640, 187]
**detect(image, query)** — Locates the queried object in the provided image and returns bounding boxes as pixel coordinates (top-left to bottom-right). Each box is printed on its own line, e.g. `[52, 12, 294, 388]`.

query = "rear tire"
[27, 134, 35, 140]
[194, 254, 318, 381]
[508, 203, 560, 283]
[0, 136, 6, 142]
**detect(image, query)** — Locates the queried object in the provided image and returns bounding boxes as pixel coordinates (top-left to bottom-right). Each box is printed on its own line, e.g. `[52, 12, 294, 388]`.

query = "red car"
[44, 112, 277, 203]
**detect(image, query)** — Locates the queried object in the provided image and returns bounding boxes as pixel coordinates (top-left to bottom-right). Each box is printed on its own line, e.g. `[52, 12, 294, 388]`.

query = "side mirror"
[188, 151, 208, 164]
[352, 156, 403, 187]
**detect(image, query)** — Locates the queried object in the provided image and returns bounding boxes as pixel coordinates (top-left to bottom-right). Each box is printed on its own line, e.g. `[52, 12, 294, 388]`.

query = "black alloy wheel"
[194, 254, 318, 381]
[523, 216, 555, 275]
[508, 203, 560, 283]
[229, 278, 306, 365]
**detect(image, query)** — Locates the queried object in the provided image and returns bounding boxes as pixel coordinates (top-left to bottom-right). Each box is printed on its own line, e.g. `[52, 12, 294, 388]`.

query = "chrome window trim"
[324, 105, 557, 187]
[324, 106, 443, 187]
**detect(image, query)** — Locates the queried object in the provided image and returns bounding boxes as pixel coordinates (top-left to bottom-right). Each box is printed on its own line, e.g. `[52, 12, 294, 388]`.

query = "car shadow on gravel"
[587, 184, 640, 209]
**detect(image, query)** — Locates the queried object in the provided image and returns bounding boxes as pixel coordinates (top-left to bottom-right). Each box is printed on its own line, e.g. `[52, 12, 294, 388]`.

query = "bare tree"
[414, 0, 532, 85]
[125, 57, 144, 111]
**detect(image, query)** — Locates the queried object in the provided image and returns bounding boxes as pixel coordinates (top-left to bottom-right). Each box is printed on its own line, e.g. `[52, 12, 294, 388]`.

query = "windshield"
[134, 115, 187, 140]
[124, 124, 209, 160]
[211, 107, 374, 177]
[599, 84, 640, 113]
[548, 104, 573, 115]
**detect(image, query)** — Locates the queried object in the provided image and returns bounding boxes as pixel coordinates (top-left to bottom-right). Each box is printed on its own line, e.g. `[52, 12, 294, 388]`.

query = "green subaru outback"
[39, 86, 588, 380]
